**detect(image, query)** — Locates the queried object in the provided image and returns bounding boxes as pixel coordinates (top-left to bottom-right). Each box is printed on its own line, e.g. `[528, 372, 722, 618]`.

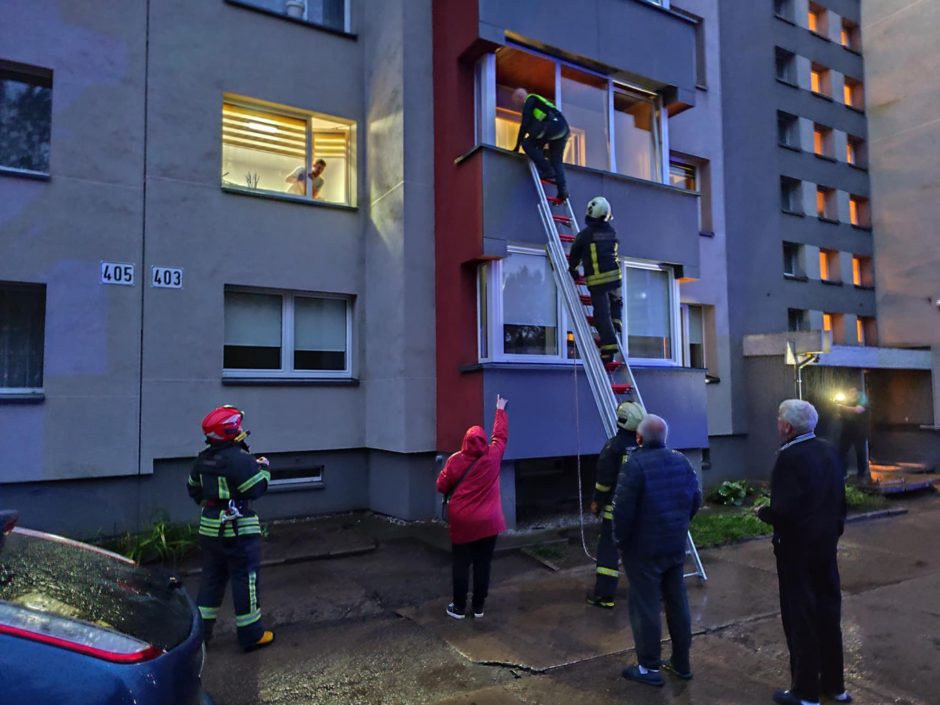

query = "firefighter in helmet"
[568, 197, 622, 363]
[587, 400, 643, 608]
[188, 405, 275, 651]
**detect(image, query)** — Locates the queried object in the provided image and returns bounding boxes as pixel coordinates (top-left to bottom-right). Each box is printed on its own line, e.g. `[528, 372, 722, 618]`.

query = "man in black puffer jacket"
[613, 414, 701, 687]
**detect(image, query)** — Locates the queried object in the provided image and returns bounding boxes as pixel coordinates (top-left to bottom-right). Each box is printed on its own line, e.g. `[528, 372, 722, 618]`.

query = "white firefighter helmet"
[616, 400, 644, 432]
[586, 196, 612, 221]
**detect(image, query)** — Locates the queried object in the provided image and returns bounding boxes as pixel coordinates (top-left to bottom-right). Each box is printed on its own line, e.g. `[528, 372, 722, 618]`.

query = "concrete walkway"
[196, 497, 939, 705]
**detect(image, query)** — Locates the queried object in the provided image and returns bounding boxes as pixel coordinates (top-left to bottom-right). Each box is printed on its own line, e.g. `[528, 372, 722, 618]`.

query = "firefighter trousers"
[196, 534, 265, 648]
[589, 284, 622, 361]
[592, 515, 621, 600]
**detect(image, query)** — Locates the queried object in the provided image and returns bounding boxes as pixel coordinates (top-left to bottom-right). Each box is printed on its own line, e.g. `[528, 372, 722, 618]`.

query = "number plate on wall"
[100, 262, 135, 286]
[152, 266, 183, 289]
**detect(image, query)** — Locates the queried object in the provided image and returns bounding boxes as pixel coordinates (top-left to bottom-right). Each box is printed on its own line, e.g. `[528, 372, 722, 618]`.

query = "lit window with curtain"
[0, 282, 46, 391]
[221, 97, 355, 206]
[493, 47, 556, 152]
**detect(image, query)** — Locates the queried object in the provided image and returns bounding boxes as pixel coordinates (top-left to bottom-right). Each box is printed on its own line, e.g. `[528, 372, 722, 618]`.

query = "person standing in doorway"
[836, 386, 870, 483]
[437, 395, 509, 620]
[511, 88, 570, 201]
[757, 399, 850, 705]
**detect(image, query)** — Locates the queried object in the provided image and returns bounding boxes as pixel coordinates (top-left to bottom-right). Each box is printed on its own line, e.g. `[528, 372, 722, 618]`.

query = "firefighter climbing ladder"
[530, 162, 707, 583]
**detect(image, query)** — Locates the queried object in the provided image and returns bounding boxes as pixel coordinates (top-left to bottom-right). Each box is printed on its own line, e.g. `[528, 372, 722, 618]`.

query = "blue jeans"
[623, 554, 692, 672]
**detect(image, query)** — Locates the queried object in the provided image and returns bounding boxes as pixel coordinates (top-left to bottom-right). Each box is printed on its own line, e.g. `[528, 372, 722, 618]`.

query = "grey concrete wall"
[861, 0, 940, 348]
[0, 1, 147, 482]
[478, 0, 697, 101]
[481, 149, 701, 275]
[366, 450, 438, 521]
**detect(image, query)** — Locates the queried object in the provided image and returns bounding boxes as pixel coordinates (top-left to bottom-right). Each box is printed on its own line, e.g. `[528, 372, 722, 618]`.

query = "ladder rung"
[540, 178, 557, 186]
[548, 195, 567, 205]
[580, 294, 592, 305]
[585, 315, 595, 326]
[552, 214, 572, 225]
[605, 361, 625, 372]
[611, 384, 633, 395]
[575, 277, 587, 286]
[559, 234, 575, 243]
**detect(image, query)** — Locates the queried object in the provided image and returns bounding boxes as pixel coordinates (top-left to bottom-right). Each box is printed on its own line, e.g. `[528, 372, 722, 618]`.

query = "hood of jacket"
[461, 425, 488, 457]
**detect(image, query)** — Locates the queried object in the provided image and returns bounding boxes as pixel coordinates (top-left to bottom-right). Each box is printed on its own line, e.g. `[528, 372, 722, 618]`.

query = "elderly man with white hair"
[756, 400, 849, 705]
[612, 413, 701, 688]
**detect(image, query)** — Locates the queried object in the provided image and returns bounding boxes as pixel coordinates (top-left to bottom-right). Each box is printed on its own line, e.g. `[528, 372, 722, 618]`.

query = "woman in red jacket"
[436, 395, 509, 619]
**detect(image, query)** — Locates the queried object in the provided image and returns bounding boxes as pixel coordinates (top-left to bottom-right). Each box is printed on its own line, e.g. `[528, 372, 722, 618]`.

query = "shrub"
[100, 514, 199, 565]
[708, 480, 752, 507]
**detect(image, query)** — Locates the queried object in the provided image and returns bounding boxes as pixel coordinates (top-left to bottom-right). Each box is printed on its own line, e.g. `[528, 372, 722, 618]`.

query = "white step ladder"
[530, 163, 707, 583]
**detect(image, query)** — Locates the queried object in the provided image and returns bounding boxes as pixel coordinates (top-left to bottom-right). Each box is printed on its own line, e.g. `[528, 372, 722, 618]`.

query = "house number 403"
[152, 267, 183, 289]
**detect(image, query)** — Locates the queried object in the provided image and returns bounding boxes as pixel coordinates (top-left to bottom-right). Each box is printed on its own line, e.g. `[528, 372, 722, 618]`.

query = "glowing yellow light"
[834, 392, 846, 403]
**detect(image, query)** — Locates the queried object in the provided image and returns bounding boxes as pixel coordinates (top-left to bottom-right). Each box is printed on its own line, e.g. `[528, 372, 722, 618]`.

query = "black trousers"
[589, 284, 622, 360]
[521, 119, 570, 195]
[197, 534, 265, 648]
[452, 535, 498, 613]
[775, 539, 845, 702]
[592, 515, 621, 599]
[623, 554, 692, 673]
[838, 430, 869, 479]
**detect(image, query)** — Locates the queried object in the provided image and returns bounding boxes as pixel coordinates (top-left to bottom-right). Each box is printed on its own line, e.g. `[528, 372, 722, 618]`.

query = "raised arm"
[490, 395, 509, 456]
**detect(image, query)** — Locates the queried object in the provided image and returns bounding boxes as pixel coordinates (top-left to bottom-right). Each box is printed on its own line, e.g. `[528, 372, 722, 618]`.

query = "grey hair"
[778, 399, 818, 434]
[637, 414, 668, 445]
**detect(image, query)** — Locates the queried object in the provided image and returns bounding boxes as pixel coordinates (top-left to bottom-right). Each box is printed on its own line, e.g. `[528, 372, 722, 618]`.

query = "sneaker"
[446, 603, 466, 620]
[586, 595, 615, 609]
[825, 692, 852, 703]
[243, 630, 275, 652]
[661, 659, 693, 680]
[472, 609, 484, 619]
[621, 664, 664, 687]
[773, 689, 819, 705]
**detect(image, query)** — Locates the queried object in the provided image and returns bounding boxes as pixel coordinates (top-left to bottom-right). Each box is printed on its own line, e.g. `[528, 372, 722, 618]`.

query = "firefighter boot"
[244, 630, 275, 652]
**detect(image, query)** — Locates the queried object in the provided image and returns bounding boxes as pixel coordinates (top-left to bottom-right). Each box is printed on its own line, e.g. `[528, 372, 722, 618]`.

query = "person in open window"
[436, 395, 509, 621]
[284, 159, 327, 198]
[568, 196, 622, 363]
[188, 405, 275, 652]
[511, 88, 570, 202]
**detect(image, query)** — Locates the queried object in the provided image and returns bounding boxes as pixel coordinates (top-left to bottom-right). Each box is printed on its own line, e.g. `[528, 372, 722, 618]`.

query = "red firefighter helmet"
[201, 405, 246, 443]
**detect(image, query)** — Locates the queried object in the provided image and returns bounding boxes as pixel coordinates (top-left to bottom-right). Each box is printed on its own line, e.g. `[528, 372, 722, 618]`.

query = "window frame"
[480, 45, 668, 185]
[225, 0, 351, 35]
[0, 281, 46, 394]
[223, 287, 353, 380]
[0, 60, 53, 178]
[478, 249, 681, 367]
[221, 94, 357, 208]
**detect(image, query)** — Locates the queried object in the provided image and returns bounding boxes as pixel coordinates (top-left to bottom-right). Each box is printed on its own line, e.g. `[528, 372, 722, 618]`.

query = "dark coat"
[188, 441, 270, 538]
[757, 435, 846, 547]
[612, 442, 702, 560]
[592, 429, 637, 509]
[568, 218, 621, 289]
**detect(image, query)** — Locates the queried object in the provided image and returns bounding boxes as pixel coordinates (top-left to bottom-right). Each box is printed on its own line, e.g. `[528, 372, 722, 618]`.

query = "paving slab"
[399, 557, 779, 671]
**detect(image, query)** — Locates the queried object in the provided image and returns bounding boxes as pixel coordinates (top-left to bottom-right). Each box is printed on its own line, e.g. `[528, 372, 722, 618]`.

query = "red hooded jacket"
[436, 409, 508, 544]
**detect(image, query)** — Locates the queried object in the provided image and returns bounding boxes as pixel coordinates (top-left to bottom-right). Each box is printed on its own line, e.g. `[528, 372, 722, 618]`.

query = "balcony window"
[846, 135, 866, 167]
[808, 3, 828, 36]
[813, 123, 833, 158]
[852, 255, 874, 287]
[479, 250, 679, 364]
[224, 289, 352, 378]
[0, 282, 46, 392]
[849, 195, 870, 227]
[819, 249, 840, 282]
[778, 111, 799, 147]
[221, 96, 355, 206]
[823, 311, 844, 344]
[775, 49, 797, 84]
[841, 19, 861, 51]
[489, 46, 664, 183]
[816, 186, 836, 220]
[681, 303, 706, 369]
[669, 160, 696, 191]
[858, 316, 877, 346]
[811, 63, 831, 97]
[232, 0, 347, 32]
[781, 177, 803, 213]
[783, 242, 803, 277]
[0, 61, 52, 175]
[843, 77, 864, 109]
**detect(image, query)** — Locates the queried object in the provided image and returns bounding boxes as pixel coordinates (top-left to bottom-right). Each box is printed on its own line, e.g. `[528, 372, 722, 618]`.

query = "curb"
[845, 507, 908, 524]
[177, 540, 378, 576]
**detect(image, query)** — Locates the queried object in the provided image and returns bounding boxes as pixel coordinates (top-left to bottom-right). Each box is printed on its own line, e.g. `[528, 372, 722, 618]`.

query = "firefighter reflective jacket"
[187, 441, 270, 538]
[592, 429, 637, 520]
[568, 217, 622, 288]
[514, 93, 568, 148]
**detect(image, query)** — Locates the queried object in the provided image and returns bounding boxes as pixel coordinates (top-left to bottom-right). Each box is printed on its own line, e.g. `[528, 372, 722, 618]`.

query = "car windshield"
[0, 529, 193, 651]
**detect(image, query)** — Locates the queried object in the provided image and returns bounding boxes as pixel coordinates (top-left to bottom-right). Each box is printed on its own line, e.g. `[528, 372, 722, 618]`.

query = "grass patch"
[845, 485, 888, 512]
[97, 515, 199, 565]
[690, 508, 771, 548]
[526, 541, 566, 562]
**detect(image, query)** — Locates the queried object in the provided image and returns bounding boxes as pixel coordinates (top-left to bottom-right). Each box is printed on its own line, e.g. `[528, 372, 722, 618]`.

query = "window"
[0, 282, 45, 392]
[816, 186, 836, 220]
[811, 63, 831, 97]
[681, 304, 706, 369]
[0, 61, 52, 175]
[852, 255, 874, 287]
[858, 316, 877, 346]
[490, 46, 664, 183]
[813, 123, 833, 158]
[775, 49, 797, 84]
[808, 3, 828, 36]
[823, 312, 844, 343]
[841, 19, 861, 51]
[783, 242, 803, 277]
[669, 160, 696, 191]
[221, 96, 355, 206]
[774, 0, 794, 21]
[778, 111, 799, 147]
[845, 135, 866, 167]
[819, 249, 840, 282]
[781, 176, 802, 213]
[673, 7, 707, 87]
[479, 251, 679, 364]
[268, 464, 324, 489]
[233, 0, 347, 32]
[223, 289, 352, 377]
[843, 77, 864, 109]
[849, 195, 870, 227]
[788, 308, 808, 332]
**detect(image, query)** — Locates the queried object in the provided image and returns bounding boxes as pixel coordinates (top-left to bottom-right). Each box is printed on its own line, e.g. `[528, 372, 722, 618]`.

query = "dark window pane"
[0, 283, 45, 388]
[294, 349, 345, 370]
[223, 345, 281, 370]
[503, 324, 558, 356]
[0, 63, 52, 173]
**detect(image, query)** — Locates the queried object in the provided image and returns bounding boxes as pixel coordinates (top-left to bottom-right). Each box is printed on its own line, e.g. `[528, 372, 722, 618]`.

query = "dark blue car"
[0, 511, 214, 704]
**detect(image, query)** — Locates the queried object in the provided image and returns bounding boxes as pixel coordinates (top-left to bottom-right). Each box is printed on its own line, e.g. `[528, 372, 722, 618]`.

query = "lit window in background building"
[669, 161, 697, 190]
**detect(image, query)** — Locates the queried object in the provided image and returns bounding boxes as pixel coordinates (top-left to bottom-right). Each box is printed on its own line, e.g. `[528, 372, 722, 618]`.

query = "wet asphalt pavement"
[193, 497, 940, 705]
